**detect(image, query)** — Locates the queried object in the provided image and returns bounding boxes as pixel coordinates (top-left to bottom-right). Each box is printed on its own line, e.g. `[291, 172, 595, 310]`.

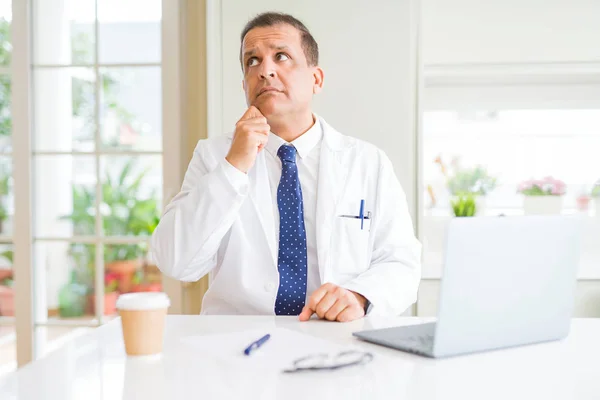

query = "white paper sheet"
[179, 327, 360, 371]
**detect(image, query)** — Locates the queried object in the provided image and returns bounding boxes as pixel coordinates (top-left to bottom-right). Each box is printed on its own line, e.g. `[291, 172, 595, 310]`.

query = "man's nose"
[260, 71, 276, 79]
[258, 60, 276, 79]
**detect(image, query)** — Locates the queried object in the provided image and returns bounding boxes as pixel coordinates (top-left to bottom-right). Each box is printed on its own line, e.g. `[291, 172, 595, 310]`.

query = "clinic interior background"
[0, 0, 599, 376]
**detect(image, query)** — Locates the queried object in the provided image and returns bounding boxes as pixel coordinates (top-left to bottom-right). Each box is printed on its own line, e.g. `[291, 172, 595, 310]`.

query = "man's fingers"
[236, 116, 268, 127]
[239, 123, 270, 135]
[306, 284, 331, 312]
[226, 107, 268, 173]
[252, 132, 269, 148]
[315, 291, 338, 319]
[324, 299, 349, 321]
[300, 284, 366, 323]
[298, 306, 314, 321]
[240, 105, 264, 121]
[337, 306, 362, 323]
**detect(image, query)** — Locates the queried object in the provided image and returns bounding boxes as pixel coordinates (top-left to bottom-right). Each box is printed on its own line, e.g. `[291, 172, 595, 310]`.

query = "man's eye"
[276, 53, 289, 61]
[247, 57, 258, 67]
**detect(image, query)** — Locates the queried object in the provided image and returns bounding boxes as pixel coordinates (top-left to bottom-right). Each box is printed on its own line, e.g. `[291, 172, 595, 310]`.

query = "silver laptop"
[353, 215, 582, 358]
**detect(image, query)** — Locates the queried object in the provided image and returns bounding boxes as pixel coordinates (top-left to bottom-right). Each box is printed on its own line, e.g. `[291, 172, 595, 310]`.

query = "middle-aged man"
[151, 12, 421, 322]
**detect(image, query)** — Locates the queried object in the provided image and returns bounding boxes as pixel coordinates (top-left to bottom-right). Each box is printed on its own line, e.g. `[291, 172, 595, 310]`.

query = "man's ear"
[312, 67, 324, 95]
[242, 79, 246, 91]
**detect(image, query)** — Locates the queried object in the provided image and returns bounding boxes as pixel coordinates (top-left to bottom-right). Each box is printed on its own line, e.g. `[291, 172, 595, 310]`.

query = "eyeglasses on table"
[282, 350, 374, 373]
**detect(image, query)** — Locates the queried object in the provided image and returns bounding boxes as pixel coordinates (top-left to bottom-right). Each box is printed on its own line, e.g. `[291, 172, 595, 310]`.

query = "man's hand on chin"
[298, 283, 367, 322]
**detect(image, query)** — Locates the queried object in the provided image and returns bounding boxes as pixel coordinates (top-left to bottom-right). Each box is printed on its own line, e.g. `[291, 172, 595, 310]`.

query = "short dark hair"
[240, 12, 319, 69]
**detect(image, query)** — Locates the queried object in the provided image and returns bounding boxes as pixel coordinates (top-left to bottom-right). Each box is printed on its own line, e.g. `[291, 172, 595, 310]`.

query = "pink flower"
[551, 182, 566, 195]
[518, 176, 567, 196]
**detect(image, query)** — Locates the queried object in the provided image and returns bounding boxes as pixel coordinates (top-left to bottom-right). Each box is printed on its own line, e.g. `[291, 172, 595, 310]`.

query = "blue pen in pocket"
[338, 199, 371, 231]
[359, 200, 365, 230]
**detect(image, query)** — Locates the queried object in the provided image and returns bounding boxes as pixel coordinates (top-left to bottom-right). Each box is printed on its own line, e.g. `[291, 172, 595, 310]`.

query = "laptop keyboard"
[407, 334, 434, 346]
[395, 334, 434, 355]
[354, 322, 436, 356]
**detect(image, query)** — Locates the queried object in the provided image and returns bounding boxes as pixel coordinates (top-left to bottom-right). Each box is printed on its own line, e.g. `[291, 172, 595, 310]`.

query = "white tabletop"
[1, 316, 599, 400]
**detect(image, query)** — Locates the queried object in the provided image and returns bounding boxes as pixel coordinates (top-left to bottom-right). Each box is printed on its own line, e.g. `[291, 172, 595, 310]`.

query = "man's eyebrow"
[243, 44, 291, 60]
[271, 44, 290, 51]
[243, 48, 256, 60]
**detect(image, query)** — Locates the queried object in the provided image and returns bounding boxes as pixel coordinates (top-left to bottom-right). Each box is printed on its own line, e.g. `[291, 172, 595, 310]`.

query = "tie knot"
[277, 145, 297, 163]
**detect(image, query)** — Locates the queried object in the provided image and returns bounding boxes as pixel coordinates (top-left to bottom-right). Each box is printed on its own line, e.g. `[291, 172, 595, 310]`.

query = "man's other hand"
[299, 283, 367, 322]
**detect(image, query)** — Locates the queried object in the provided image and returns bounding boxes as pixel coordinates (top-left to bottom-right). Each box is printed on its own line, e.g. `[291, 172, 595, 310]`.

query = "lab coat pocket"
[331, 216, 371, 275]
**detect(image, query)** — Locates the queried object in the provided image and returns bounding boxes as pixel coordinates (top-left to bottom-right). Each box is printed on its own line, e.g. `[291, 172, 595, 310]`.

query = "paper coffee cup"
[116, 292, 170, 356]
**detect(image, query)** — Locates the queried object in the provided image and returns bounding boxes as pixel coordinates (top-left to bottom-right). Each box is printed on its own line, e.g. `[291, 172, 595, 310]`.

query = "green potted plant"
[0, 249, 14, 316]
[62, 159, 161, 295]
[451, 193, 477, 217]
[102, 160, 160, 292]
[517, 176, 566, 215]
[445, 164, 497, 216]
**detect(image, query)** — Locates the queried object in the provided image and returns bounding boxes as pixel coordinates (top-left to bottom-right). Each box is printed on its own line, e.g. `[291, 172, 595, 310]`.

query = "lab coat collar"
[317, 114, 355, 153]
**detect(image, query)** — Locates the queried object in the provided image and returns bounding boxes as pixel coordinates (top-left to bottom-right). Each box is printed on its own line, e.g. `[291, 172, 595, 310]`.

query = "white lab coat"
[151, 116, 422, 316]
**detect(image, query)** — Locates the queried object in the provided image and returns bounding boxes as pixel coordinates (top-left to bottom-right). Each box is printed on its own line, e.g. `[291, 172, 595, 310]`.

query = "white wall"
[422, 0, 600, 65]
[422, 0, 600, 110]
[210, 0, 419, 216]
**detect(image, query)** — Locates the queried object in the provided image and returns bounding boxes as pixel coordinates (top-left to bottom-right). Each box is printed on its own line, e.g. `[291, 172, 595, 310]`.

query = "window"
[1, 0, 172, 375]
[31, 0, 162, 337]
[421, 80, 600, 280]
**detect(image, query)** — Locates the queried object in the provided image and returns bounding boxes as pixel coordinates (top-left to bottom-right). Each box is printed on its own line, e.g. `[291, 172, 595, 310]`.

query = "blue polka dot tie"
[274, 145, 308, 315]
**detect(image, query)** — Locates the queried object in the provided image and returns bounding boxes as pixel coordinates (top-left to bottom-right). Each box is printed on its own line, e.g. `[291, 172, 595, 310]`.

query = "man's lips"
[257, 87, 282, 97]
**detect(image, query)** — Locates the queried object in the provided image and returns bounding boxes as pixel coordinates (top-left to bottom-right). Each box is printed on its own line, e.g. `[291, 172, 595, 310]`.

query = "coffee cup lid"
[116, 292, 171, 311]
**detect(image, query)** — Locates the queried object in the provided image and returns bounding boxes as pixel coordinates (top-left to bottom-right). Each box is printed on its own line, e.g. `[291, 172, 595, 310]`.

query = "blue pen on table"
[243, 333, 271, 356]
[359, 199, 365, 230]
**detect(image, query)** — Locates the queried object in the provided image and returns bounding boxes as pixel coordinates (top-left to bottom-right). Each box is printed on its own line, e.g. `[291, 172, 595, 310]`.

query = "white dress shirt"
[263, 118, 323, 300]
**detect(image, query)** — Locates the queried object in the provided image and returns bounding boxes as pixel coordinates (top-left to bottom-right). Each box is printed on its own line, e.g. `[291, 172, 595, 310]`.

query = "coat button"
[265, 282, 276, 292]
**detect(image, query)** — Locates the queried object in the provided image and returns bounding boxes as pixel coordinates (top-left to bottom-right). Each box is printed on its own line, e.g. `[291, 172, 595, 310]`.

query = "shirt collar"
[265, 115, 323, 160]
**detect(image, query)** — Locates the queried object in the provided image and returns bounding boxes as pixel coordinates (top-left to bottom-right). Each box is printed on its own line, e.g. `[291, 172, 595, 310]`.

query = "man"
[151, 12, 421, 322]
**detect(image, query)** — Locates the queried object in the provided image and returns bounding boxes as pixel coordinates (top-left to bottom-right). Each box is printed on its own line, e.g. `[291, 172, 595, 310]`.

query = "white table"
[1, 316, 599, 399]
